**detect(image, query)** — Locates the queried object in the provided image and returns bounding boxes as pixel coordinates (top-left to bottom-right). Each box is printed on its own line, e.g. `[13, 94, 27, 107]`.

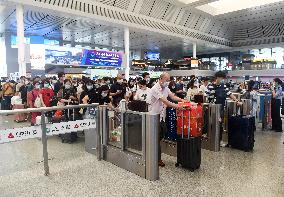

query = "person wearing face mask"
[134, 80, 150, 103]
[110, 74, 126, 107]
[18, 79, 29, 106]
[16, 76, 26, 93]
[1, 78, 15, 110]
[96, 85, 112, 106]
[148, 73, 186, 167]
[54, 72, 65, 94]
[186, 82, 199, 101]
[57, 79, 78, 104]
[142, 72, 151, 88]
[125, 79, 136, 102]
[40, 79, 54, 107]
[175, 77, 186, 99]
[80, 80, 96, 104]
[27, 80, 44, 125]
[271, 78, 283, 132]
[76, 80, 85, 100]
[168, 78, 177, 94]
[207, 71, 240, 146]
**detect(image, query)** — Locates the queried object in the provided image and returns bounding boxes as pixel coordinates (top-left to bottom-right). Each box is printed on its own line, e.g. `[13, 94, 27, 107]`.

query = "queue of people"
[0, 71, 283, 148]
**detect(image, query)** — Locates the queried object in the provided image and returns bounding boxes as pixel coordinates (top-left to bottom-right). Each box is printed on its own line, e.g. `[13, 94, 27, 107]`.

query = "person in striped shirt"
[206, 71, 240, 147]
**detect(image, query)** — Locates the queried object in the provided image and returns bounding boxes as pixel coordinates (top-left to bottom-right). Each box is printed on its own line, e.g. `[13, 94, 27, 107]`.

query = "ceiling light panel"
[197, 0, 283, 15]
[177, 0, 200, 4]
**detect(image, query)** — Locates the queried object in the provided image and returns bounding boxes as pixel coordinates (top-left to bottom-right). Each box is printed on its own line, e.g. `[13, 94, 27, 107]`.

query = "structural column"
[193, 43, 197, 59]
[16, 4, 26, 76]
[124, 27, 130, 80]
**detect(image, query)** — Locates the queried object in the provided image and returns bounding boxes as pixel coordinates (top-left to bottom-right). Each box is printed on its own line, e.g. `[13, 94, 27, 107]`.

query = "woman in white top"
[134, 79, 151, 103]
[186, 82, 199, 101]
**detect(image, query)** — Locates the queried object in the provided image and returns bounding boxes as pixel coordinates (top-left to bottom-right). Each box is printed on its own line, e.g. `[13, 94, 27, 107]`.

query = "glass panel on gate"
[124, 112, 143, 154]
[108, 110, 122, 148]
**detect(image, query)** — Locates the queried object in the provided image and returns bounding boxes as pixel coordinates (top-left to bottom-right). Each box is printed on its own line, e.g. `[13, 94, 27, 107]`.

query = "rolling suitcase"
[13, 104, 27, 122]
[176, 105, 201, 171]
[60, 108, 78, 144]
[228, 115, 255, 152]
[165, 107, 177, 141]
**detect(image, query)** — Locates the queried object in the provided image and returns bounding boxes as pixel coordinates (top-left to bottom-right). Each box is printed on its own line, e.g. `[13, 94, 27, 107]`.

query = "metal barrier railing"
[0, 103, 99, 176]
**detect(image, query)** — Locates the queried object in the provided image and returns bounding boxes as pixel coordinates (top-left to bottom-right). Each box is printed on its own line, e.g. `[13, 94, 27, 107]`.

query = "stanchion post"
[41, 112, 50, 176]
[145, 113, 159, 181]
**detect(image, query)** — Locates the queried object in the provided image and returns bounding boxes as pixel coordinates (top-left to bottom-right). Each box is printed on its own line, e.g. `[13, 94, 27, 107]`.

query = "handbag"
[34, 96, 43, 108]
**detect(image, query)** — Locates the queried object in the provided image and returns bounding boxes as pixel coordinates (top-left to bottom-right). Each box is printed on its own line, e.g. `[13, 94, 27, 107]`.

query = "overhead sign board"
[81, 49, 123, 67]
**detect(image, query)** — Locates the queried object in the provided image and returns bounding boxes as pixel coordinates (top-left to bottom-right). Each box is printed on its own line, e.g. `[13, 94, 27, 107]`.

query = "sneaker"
[159, 160, 165, 167]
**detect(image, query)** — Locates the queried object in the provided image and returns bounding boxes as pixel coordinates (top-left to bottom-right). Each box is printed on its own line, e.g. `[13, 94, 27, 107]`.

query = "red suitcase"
[13, 104, 27, 123]
[177, 102, 202, 137]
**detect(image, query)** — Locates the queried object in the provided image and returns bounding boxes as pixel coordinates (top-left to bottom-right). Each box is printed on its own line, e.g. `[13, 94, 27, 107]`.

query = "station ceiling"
[0, 0, 284, 55]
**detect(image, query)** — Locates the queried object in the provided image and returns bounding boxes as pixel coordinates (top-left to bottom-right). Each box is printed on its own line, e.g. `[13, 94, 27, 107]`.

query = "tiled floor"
[0, 115, 284, 197]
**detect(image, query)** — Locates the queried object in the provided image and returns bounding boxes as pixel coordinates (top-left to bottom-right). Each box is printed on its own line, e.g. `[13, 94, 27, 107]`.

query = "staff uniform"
[271, 85, 282, 132]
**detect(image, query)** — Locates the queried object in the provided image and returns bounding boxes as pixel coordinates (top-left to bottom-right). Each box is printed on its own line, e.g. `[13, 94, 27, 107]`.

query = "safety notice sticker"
[0, 119, 96, 144]
[46, 119, 96, 136]
[0, 126, 41, 144]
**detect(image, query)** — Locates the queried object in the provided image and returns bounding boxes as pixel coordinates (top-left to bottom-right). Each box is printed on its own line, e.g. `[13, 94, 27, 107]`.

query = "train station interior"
[0, 0, 284, 196]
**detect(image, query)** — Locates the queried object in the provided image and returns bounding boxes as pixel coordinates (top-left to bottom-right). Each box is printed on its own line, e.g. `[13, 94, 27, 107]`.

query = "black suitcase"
[228, 115, 255, 152]
[175, 107, 201, 171]
[176, 137, 201, 171]
[60, 107, 78, 144]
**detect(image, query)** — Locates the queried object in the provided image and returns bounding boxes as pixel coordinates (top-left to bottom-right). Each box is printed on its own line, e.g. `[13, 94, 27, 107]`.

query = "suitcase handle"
[181, 108, 191, 139]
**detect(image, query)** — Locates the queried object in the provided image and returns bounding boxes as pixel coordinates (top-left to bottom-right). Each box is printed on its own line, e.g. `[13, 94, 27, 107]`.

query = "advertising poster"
[81, 49, 123, 67]
[45, 46, 83, 65]
[30, 44, 45, 70]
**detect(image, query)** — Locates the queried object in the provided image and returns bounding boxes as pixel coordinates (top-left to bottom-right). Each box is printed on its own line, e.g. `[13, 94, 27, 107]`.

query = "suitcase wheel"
[175, 163, 179, 167]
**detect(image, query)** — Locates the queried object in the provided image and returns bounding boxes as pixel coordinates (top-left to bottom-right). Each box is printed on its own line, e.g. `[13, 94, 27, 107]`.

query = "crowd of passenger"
[0, 71, 282, 131]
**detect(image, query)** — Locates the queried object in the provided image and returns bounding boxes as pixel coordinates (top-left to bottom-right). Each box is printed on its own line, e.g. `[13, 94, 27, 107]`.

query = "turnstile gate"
[201, 104, 221, 152]
[95, 106, 160, 181]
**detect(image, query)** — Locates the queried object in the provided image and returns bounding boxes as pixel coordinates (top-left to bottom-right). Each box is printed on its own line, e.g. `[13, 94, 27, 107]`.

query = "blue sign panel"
[81, 49, 123, 67]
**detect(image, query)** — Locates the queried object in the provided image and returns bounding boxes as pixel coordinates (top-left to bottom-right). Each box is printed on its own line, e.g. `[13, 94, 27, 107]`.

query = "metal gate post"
[96, 107, 102, 160]
[41, 112, 50, 176]
[145, 113, 159, 181]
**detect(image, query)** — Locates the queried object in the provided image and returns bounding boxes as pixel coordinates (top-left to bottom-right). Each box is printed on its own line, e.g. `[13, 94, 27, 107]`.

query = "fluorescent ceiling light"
[177, 0, 199, 4]
[197, 0, 283, 15]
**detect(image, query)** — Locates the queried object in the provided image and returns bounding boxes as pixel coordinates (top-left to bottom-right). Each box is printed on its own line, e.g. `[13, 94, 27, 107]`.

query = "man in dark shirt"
[110, 74, 126, 107]
[175, 77, 185, 99]
[206, 71, 240, 146]
[54, 72, 65, 94]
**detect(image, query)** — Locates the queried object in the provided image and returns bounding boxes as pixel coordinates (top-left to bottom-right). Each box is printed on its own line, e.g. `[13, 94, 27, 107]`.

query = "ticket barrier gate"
[201, 104, 221, 152]
[95, 106, 159, 181]
[224, 100, 237, 142]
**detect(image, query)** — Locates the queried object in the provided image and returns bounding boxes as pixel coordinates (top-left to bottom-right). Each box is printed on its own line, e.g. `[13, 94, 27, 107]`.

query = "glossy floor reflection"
[0, 115, 283, 197]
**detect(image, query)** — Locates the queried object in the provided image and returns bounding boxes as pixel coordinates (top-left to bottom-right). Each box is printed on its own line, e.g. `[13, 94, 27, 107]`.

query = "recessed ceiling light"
[197, 0, 283, 15]
[177, 0, 199, 4]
